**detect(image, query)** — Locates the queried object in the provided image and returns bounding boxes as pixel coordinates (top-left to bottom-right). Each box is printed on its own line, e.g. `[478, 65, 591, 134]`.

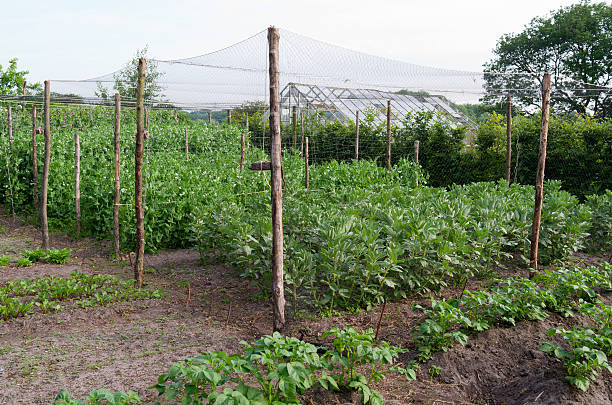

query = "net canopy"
[51, 28, 488, 108]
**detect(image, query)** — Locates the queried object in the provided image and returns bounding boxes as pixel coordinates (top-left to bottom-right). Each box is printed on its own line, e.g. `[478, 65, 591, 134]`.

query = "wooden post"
[414, 140, 420, 163]
[22, 81, 26, 110]
[505, 95, 512, 187]
[185, 128, 189, 161]
[300, 111, 304, 156]
[227, 109, 231, 124]
[134, 58, 146, 288]
[74, 132, 81, 236]
[240, 132, 245, 171]
[355, 110, 360, 162]
[386, 100, 391, 171]
[208, 111, 212, 124]
[305, 136, 309, 189]
[5, 106, 15, 221]
[268, 26, 285, 332]
[292, 106, 297, 149]
[7, 106, 12, 149]
[113, 94, 121, 258]
[41, 81, 51, 249]
[32, 107, 39, 216]
[529, 73, 551, 273]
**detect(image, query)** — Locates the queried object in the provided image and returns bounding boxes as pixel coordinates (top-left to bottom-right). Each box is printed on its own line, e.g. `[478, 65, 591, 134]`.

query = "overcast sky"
[2, 0, 582, 83]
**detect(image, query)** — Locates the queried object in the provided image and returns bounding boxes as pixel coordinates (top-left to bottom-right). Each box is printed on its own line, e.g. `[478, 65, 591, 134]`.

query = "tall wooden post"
[7, 106, 12, 149]
[41, 81, 51, 248]
[305, 137, 309, 190]
[32, 107, 39, 216]
[355, 111, 360, 162]
[185, 128, 189, 161]
[414, 140, 420, 163]
[240, 132, 245, 171]
[5, 107, 15, 221]
[134, 59, 146, 288]
[386, 100, 391, 171]
[505, 95, 512, 187]
[227, 109, 231, 124]
[268, 26, 285, 332]
[208, 111, 212, 124]
[21, 81, 26, 110]
[113, 94, 121, 257]
[74, 132, 81, 236]
[292, 106, 297, 149]
[529, 73, 551, 273]
[300, 111, 304, 156]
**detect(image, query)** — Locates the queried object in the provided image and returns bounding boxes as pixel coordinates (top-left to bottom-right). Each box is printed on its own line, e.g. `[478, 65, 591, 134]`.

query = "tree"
[0, 58, 41, 95]
[483, 1, 612, 117]
[96, 47, 164, 101]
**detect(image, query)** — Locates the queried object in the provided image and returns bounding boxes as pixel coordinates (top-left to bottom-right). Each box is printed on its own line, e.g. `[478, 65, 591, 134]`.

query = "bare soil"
[0, 213, 610, 405]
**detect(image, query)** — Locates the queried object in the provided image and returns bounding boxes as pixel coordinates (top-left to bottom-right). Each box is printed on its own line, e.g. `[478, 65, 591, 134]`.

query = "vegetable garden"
[0, 101, 611, 404]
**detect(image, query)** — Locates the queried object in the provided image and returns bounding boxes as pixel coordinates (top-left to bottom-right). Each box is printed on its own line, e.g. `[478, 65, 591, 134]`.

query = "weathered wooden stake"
[300, 111, 304, 156]
[74, 132, 81, 236]
[414, 140, 420, 163]
[185, 128, 189, 161]
[355, 110, 360, 162]
[505, 95, 512, 187]
[292, 106, 297, 149]
[5, 106, 15, 221]
[41, 81, 51, 248]
[134, 59, 146, 288]
[386, 100, 391, 171]
[22, 81, 27, 110]
[208, 111, 212, 124]
[7, 106, 13, 149]
[268, 26, 285, 332]
[529, 73, 551, 274]
[227, 109, 232, 124]
[305, 136, 309, 190]
[113, 94, 121, 257]
[240, 132, 245, 171]
[32, 107, 39, 216]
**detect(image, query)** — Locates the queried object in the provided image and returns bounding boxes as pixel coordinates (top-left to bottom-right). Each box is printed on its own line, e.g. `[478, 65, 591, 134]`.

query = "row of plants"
[0, 271, 162, 320]
[195, 166, 607, 313]
[542, 301, 612, 391]
[54, 327, 416, 405]
[0, 247, 71, 268]
[0, 105, 611, 314]
[410, 263, 612, 389]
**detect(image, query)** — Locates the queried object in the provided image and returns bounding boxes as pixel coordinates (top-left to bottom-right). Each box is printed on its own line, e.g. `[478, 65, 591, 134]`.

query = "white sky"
[1, 0, 582, 83]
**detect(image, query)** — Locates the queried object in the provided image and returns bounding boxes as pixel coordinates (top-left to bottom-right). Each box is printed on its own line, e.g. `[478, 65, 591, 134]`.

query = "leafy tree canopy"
[0, 58, 41, 95]
[483, 1, 612, 117]
[96, 47, 164, 101]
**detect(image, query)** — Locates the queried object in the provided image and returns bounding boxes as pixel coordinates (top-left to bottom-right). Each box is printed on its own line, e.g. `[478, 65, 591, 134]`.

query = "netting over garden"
[50, 28, 492, 107]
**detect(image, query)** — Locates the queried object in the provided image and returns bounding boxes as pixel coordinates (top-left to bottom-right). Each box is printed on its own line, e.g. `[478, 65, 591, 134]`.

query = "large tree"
[0, 58, 40, 95]
[483, 1, 612, 117]
[96, 47, 164, 101]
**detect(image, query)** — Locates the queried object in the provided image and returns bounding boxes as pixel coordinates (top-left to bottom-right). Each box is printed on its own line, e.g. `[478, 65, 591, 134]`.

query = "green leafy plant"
[16, 257, 32, 267]
[541, 327, 612, 391]
[46, 248, 71, 264]
[0, 256, 9, 266]
[22, 248, 47, 263]
[54, 389, 141, 405]
[322, 327, 417, 405]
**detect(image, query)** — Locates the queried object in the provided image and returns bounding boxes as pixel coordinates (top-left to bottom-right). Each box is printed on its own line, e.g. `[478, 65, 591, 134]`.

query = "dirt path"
[0, 214, 610, 404]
